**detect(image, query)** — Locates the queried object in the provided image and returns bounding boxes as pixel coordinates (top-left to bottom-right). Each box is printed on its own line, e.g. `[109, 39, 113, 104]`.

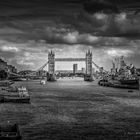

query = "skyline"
[0, 0, 140, 71]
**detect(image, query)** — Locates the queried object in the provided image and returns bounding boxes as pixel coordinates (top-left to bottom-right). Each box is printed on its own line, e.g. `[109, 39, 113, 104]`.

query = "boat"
[0, 86, 30, 103]
[40, 79, 46, 85]
[98, 56, 139, 90]
[0, 124, 22, 140]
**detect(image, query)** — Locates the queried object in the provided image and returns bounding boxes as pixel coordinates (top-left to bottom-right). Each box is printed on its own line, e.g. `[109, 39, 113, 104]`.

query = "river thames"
[0, 78, 140, 140]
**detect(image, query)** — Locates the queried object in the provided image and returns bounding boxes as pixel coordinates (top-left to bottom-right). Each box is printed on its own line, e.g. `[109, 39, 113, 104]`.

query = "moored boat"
[0, 124, 22, 140]
[0, 86, 30, 103]
[98, 56, 139, 90]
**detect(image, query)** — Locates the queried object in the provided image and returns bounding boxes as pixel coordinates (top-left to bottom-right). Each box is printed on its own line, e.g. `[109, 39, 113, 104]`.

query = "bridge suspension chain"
[7, 71, 21, 77]
[4, 61, 49, 78]
[37, 61, 49, 72]
[26, 61, 49, 76]
[92, 61, 108, 73]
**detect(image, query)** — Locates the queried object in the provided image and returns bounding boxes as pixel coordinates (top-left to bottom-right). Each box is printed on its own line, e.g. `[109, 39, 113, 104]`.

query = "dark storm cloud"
[81, 0, 140, 38]
[83, 0, 140, 14]
[1, 0, 140, 38]
[81, 11, 140, 38]
[0, 0, 140, 70]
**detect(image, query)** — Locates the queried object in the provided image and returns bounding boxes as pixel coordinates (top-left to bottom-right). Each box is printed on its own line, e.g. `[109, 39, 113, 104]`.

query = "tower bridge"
[48, 50, 93, 81]
[6, 50, 106, 82]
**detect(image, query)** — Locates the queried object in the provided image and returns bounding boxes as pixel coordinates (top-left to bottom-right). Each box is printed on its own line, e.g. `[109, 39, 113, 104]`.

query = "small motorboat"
[40, 79, 46, 85]
[0, 124, 22, 140]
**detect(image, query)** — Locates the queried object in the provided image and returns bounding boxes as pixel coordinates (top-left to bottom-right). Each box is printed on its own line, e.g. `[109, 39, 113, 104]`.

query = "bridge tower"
[84, 50, 94, 81]
[48, 50, 56, 81]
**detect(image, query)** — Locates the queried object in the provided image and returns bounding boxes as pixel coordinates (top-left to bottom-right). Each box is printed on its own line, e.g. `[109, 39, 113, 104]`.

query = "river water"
[0, 78, 140, 140]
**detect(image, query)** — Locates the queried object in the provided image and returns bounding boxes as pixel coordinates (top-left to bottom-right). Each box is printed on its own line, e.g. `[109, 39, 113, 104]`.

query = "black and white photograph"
[0, 0, 140, 139]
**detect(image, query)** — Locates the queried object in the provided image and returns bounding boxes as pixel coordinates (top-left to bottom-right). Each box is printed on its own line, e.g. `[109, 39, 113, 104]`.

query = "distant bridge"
[55, 58, 85, 62]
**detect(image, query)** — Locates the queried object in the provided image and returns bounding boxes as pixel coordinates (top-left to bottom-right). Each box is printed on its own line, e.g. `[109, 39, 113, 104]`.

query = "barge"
[0, 86, 30, 103]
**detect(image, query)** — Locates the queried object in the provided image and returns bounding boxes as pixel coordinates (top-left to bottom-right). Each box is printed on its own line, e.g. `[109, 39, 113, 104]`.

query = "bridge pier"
[47, 73, 56, 82]
[84, 75, 94, 82]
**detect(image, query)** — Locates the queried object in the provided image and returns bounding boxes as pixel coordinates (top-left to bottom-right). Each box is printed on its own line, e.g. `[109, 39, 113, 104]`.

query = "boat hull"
[98, 79, 139, 89]
[0, 96, 30, 103]
[120, 79, 139, 85]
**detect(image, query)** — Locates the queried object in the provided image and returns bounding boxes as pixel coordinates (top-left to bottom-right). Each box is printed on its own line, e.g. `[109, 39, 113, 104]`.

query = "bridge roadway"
[55, 58, 86, 62]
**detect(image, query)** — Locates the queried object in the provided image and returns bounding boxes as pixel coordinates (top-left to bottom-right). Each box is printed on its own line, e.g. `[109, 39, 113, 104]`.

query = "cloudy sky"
[0, 0, 140, 71]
